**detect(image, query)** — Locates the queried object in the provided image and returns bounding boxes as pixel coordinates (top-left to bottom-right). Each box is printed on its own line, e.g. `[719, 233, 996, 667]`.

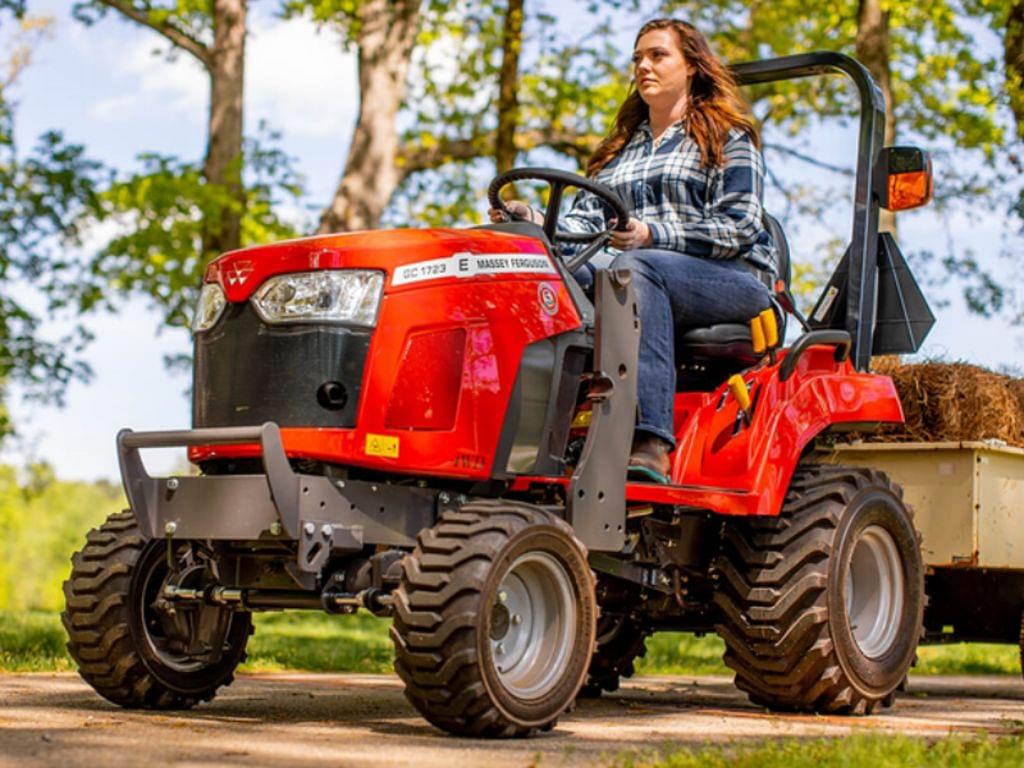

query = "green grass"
[610, 734, 1024, 768]
[1, 610, 1020, 678]
[915, 642, 1022, 676]
[244, 611, 395, 673]
[637, 632, 729, 676]
[0, 611, 75, 672]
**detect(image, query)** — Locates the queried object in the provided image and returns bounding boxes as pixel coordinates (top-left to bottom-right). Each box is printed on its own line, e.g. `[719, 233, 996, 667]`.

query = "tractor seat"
[676, 213, 791, 379]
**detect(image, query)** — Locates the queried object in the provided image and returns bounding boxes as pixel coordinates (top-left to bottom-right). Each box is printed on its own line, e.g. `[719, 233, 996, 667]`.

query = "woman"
[490, 19, 776, 483]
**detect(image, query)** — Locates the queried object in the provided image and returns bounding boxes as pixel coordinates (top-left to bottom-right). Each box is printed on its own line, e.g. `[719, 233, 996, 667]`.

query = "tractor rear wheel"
[391, 500, 596, 737]
[713, 465, 924, 714]
[63, 510, 251, 709]
[578, 612, 650, 697]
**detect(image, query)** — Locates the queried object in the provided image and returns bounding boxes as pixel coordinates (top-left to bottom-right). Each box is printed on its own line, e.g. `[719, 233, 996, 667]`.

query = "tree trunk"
[1007, 0, 1024, 142]
[495, 0, 524, 179]
[317, 0, 421, 234]
[203, 0, 246, 256]
[856, 0, 896, 234]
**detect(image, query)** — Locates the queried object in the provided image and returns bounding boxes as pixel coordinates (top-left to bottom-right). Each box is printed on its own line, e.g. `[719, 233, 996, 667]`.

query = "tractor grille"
[192, 303, 371, 429]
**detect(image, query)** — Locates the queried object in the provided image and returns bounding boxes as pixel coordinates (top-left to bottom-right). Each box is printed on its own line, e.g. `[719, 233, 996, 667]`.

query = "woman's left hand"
[609, 217, 654, 250]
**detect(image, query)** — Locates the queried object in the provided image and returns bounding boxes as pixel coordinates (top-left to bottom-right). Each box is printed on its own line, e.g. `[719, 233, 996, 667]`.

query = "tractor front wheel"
[713, 465, 924, 715]
[62, 511, 252, 709]
[391, 500, 596, 737]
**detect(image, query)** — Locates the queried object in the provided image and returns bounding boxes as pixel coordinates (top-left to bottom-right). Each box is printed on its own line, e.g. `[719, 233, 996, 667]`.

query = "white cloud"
[86, 35, 208, 124]
[83, 15, 357, 141]
[246, 16, 358, 139]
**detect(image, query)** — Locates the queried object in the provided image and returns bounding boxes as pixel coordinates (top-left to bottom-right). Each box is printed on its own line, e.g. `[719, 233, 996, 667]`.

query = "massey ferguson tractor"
[64, 53, 940, 736]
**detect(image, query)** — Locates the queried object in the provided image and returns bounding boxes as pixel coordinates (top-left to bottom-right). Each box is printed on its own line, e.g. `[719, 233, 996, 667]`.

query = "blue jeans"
[602, 248, 771, 448]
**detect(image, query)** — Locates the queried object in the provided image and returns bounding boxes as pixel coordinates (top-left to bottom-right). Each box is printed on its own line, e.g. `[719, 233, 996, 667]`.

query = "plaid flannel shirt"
[561, 120, 777, 274]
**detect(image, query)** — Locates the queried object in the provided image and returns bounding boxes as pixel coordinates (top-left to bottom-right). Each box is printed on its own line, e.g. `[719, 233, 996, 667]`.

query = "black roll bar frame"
[730, 52, 887, 371]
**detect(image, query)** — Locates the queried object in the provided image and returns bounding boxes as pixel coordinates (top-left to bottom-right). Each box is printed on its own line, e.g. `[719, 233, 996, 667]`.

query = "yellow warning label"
[365, 433, 400, 458]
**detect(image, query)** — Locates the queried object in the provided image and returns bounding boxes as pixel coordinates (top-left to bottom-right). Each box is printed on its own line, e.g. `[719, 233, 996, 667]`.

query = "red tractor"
[64, 53, 935, 736]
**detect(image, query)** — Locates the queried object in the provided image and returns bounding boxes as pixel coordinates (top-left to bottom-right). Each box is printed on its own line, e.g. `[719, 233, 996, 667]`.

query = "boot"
[628, 434, 672, 484]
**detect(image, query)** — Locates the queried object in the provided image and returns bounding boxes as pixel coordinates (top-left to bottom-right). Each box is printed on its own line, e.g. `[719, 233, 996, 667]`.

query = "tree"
[294, 0, 424, 234]
[495, 0, 524, 176]
[855, 0, 896, 233]
[69, 1, 300, 333]
[298, 0, 637, 231]
[0, 9, 105, 437]
[74, 0, 247, 257]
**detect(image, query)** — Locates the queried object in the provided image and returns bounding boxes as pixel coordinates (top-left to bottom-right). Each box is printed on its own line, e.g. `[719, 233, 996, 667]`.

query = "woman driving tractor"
[490, 18, 777, 483]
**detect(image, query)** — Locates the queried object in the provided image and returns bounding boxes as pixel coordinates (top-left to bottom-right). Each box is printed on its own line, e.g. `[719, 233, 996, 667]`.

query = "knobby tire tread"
[62, 510, 249, 710]
[712, 465, 921, 715]
[391, 499, 591, 737]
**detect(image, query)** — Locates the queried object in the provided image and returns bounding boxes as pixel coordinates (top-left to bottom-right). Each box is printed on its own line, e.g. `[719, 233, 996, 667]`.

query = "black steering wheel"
[487, 167, 630, 272]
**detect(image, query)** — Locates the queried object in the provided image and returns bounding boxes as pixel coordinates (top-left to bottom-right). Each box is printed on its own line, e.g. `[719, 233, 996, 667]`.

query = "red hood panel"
[205, 228, 553, 302]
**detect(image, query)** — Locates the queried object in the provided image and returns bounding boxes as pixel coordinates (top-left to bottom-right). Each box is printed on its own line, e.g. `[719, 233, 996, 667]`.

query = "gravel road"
[1, 673, 1021, 767]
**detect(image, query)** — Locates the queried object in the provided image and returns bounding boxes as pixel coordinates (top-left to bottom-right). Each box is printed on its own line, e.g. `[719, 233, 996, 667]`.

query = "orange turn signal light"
[887, 170, 933, 212]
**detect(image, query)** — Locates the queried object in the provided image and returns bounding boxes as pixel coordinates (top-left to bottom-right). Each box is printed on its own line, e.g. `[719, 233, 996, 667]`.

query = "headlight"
[192, 283, 227, 333]
[251, 270, 384, 326]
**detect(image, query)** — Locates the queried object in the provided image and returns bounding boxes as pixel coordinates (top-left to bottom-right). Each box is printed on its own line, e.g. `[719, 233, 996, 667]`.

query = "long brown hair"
[586, 19, 756, 175]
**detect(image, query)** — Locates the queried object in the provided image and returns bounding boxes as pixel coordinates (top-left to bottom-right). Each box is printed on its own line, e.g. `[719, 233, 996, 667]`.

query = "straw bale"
[865, 359, 1024, 446]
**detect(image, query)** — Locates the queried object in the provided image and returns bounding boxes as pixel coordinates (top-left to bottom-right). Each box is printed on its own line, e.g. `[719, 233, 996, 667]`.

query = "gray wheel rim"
[845, 524, 904, 659]
[489, 551, 577, 699]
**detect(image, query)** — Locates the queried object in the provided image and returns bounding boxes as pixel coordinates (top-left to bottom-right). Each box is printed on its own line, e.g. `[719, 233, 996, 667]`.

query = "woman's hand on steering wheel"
[487, 167, 632, 272]
[609, 217, 654, 250]
[487, 199, 543, 225]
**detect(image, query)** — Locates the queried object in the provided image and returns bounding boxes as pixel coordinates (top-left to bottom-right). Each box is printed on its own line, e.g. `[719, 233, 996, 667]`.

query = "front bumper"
[117, 423, 436, 574]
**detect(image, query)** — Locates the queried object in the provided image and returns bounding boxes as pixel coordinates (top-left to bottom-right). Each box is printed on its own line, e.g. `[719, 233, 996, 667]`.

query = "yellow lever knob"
[750, 315, 766, 354]
[728, 374, 751, 412]
[759, 308, 779, 348]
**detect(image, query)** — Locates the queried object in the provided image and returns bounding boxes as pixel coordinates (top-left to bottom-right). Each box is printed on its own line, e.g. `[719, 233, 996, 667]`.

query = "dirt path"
[1, 673, 1021, 767]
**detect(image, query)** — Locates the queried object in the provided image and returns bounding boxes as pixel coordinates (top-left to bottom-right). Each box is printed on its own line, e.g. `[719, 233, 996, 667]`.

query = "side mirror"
[875, 147, 933, 211]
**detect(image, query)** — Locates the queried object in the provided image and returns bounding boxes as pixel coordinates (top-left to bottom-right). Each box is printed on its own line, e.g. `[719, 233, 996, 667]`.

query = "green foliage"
[611, 734, 1024, 768]
[81, 126, 303, 330]
[0, 465, 123, 612]
[282, 0, 361, 45]
[0, 19, 106, 435]
[388, 1, 641, 226]
[71, 1, 213, 49]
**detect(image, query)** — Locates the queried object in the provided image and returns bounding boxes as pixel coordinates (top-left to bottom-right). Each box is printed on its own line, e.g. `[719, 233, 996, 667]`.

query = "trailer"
[828, 440, 1024, 658]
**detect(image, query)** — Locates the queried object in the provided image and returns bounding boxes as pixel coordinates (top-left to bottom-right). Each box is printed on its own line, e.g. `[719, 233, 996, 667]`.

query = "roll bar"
[730, 52, 887, 371]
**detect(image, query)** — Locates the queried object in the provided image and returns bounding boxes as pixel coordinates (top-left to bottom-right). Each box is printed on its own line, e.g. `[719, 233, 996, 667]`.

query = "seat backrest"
[763, 212, 791, 291]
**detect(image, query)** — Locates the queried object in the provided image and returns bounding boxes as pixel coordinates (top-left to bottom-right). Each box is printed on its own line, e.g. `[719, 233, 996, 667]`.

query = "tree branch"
[763, 142, 854, 176]
[97, 0, 211, 69]
[395, 127, 601, 182]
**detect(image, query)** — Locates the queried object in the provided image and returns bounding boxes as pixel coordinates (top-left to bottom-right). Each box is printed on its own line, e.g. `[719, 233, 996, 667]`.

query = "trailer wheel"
[578, 612, 650, 697]
[62, 511, 251, 709]
[391, 500, 596, 737]
[1019, 609, 1023, 682]
[713, 465, 924, 715]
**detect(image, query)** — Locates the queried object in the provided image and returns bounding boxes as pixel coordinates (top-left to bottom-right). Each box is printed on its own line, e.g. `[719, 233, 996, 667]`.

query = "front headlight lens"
[251, 270, 384, 326]
[192, 283, 227, 333]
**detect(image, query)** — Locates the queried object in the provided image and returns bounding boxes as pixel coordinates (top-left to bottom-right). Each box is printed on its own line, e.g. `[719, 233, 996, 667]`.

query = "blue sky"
[2, 2, 1019, 481]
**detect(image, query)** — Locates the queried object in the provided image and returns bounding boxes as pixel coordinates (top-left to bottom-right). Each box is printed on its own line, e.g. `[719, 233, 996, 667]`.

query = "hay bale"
[867, 359, 1024, 446]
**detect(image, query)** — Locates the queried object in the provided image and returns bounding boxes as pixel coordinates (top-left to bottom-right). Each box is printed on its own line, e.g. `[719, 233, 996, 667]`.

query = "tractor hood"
[205, 227, 556, 302]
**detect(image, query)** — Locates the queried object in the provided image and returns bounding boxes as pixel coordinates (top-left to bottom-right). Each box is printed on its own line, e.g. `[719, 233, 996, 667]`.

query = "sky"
[2, 1, 1020, 483]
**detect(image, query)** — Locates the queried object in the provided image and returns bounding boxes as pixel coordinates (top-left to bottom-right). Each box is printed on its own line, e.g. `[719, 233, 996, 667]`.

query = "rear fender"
[671, 348, 903, 516]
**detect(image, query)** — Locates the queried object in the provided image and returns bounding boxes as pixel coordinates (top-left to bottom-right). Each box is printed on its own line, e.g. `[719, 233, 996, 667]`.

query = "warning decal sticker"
[365, 433, 400, 458]
[391, 251, 555, 286]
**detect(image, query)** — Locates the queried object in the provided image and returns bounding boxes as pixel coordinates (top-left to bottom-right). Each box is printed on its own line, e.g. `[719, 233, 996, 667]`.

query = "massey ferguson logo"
[225, 261, 254, 287]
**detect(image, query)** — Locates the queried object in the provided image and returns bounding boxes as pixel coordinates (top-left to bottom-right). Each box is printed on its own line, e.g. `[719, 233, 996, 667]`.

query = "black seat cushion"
[677, 324, 757, 366]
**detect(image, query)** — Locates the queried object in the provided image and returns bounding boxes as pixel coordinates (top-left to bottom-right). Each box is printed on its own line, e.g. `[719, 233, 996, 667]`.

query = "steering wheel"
[487, 167, 631, 272]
